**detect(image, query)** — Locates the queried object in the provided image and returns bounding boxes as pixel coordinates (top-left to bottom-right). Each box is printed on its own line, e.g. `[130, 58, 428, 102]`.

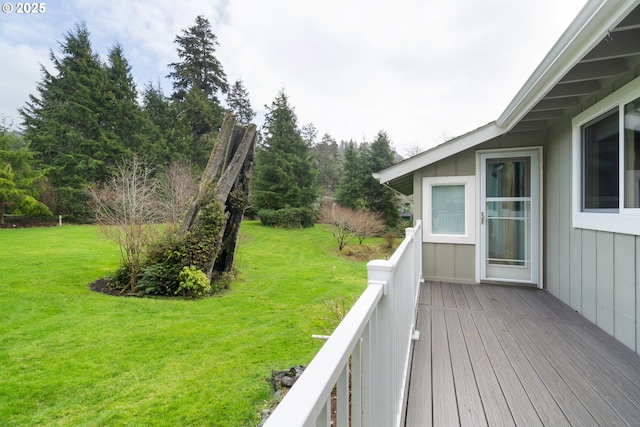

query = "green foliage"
[258, 207, 315, 229]
[0, 128, 50, 224]
[176, 266, 211, 298]
[19, 23, 148, 218]
[14, 195, 52, 217]
[336, 132, 400, 228]
[312, 133, 342, 197]
[251, 90, 318, 214]
[226, 79, 255, 125]
[137, 262, 180, 296]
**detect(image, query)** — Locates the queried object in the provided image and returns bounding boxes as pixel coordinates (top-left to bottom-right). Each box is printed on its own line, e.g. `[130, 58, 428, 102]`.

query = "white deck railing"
[263, 220, 423, 427]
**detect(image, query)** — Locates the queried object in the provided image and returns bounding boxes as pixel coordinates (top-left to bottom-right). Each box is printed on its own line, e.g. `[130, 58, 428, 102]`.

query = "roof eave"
[497, 0, 640, 130]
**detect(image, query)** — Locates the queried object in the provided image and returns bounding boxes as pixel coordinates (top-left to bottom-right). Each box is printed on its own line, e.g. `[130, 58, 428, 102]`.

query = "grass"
[0, 221, 376, 426]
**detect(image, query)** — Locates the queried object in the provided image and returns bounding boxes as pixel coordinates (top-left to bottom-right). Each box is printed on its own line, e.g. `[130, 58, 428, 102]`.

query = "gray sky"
[0, 0, 587, 154]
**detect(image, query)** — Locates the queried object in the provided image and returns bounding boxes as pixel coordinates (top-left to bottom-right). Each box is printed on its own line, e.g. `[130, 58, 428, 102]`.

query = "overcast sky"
[0, 0, 587, 155]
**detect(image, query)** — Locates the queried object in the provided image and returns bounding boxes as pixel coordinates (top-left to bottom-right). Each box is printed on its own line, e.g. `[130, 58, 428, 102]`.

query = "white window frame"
[423, 175, 475, 244]
[572, 75, 640, 235]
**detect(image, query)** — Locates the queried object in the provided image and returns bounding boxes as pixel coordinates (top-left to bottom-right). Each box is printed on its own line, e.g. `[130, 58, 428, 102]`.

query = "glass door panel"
[482, 156, 536, 283]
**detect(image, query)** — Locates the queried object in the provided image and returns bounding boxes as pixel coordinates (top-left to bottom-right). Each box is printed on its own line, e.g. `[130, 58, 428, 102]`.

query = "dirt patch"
[88, 278, 140, 297]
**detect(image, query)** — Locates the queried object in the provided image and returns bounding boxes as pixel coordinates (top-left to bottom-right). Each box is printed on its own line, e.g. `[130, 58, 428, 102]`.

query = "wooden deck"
[404, 281, 640, 426]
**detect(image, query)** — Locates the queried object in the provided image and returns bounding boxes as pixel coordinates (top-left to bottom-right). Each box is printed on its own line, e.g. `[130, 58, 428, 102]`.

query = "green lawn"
[0, 221, 370, 426]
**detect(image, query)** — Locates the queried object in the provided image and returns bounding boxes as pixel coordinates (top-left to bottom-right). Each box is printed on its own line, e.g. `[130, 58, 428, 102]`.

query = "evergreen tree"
[0, 128, 51, 224]
[168, 16, 228, 102]
[312, 133, 342, 198]
[20, 23, 126, 218]
[103, 44, 147, 155]
[252, 90, 317, 211]
[141, 82, 191, 166]
[226, 79, 255, 125]
[363, 130, 399, 227]
[167, 15, 229, 165]
[336, 141, 367, 210]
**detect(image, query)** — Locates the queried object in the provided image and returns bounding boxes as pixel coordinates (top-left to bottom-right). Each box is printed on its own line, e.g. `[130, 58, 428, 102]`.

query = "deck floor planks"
[471, 311, 544, 426]
[440, 282, 458, 308]
[450, 282, 469, 310]
[484, 315, 571, 427]
[443, 310, 487, 427]
[431, 308, 460, 426]
[517, 317, 628, 426]
[499, 315, 598, 426]
[541, 321, 640, 423]
[405, 308, 432, 427]
[457, 310, 515, 426]
[430, 281, 444, 307]
[404, 282, 640, 426]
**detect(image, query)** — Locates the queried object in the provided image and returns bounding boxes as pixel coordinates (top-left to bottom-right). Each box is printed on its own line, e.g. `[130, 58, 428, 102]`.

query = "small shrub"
[321, 295, 358, 335]
[137, 262, 181, 296]
[176, 266, 211, 298]
[382, 232, 397, 250]
[258, 208, 315, 228]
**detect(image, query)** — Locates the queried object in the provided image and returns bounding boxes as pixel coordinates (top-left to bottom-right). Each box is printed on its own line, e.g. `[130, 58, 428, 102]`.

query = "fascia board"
[376, 122, 505, 185]
[497, 0, 640, 130]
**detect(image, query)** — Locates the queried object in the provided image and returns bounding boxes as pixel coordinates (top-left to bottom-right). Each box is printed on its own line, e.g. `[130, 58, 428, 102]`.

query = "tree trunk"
[180, 113, 257, 279]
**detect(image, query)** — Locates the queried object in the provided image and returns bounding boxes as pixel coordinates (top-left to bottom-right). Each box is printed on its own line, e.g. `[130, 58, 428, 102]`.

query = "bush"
[258, 207, 315, 228]
[137, 262, 181, 296]
[176, 266, 211, 298]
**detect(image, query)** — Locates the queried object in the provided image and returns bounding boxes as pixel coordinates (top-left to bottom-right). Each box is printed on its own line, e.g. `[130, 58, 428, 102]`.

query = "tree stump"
[180, 113, 256, 279]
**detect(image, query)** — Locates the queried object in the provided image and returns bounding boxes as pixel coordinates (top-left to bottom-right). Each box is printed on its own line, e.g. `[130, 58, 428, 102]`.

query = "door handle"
[481, 212, 485, 225]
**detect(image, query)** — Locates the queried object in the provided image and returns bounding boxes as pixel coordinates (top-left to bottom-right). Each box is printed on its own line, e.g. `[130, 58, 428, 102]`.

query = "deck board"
[405, 281, 640, 426]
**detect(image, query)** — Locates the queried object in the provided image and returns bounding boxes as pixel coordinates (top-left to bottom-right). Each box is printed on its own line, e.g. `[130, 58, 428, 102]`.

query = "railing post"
[366, 260, 394, 427]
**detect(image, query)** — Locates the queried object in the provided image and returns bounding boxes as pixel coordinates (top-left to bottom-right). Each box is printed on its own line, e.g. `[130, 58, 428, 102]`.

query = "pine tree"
[252, 90, 317, 212]
[226, 79, 255, 125]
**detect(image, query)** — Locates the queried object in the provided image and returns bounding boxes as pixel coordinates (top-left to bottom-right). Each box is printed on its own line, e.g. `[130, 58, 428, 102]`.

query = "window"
[582, 110, 619, 211]
[423, 176, 475, 244]
[572, 75, 640, 235]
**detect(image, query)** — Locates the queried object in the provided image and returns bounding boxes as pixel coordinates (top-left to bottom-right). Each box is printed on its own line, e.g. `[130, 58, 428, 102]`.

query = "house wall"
[545, 65, 640, 355]
[414, 131, 545, 284]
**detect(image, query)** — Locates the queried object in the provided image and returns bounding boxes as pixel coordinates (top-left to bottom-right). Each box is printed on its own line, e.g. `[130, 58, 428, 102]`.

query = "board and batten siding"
[546, 117, 640, 355]
[415, 131, 544, 285]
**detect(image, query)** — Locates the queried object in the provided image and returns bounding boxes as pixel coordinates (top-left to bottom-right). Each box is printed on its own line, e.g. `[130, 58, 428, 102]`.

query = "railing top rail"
[367, 221, 422, 271]
[263, 282, 385, 426]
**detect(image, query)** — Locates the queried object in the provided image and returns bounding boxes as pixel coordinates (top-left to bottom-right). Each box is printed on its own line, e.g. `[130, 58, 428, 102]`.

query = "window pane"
[486, 159, 530, 198]
[583, 110, 619, 210]
[624, 97, 640, 208]
[432, 185, 465, 235]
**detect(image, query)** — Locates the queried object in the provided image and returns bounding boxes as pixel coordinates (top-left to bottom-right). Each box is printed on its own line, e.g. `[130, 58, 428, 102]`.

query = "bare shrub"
[89, 157, 163, 293]
[351, 210, 384, 244]
[159, 161, 198, 225]
[319, 203, 356, 251]
[320, 203, 386, 250]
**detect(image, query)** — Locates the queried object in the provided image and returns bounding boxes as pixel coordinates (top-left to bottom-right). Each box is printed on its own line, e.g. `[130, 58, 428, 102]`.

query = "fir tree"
[336, 141, 367, 210]
[252, 90, 317, 212]
[20, 23, 126, 217]
[363, 131, 399, 227]
[313, 133, 342, 198]
[226, 79, 255, 125]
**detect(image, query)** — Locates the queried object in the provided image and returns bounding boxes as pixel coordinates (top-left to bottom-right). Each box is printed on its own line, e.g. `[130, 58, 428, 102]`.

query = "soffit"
[512, 4, 640, 132]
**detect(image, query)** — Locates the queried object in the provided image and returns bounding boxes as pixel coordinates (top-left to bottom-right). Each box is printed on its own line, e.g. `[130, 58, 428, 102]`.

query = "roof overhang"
[377, 0, 640, 195]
